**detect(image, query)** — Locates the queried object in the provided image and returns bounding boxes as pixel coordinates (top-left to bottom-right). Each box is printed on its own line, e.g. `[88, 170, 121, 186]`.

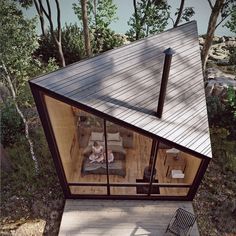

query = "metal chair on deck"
[166, 208, 197, 236]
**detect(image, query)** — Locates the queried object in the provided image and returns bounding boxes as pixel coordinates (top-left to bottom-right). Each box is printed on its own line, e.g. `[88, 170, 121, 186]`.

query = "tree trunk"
[174, 0, 185, 28]
[1, 61, 39, 173]
[133, 0, 139, 40]
[38, 0, 66, 67]
[34, 0, 46, 36]
[201, 0, 225, 72]
[135, 0, 152, 40]
[55, 0, 65, 67]
[81, 0, 92, 57]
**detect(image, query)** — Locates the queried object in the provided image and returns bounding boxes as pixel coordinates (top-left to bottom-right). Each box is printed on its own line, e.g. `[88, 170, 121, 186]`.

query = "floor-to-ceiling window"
[43, 95, 204, 199]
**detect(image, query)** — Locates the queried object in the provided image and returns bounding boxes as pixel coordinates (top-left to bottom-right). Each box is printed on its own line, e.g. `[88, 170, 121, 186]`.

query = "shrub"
[210, 128, 236, 173]
[0, 100, 24, 147]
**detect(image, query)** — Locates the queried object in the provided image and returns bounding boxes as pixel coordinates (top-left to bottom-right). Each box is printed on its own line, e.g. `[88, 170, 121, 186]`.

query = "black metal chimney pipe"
[156, 47, 175, 118]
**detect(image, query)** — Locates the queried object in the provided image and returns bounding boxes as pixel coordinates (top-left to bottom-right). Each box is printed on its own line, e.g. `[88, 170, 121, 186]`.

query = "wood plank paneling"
[59, 200, 200, 236]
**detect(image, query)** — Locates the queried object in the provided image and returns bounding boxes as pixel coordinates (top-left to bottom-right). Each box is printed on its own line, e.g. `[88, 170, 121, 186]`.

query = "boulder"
[12, 220, 46, 236]
[206, 67, 235, 80]
[205, 67, 236, 97]
[199, 37, 205, 45]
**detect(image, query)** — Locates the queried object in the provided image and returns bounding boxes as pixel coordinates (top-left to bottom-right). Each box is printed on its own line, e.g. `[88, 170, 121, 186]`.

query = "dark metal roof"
[30, 21, 212, 159]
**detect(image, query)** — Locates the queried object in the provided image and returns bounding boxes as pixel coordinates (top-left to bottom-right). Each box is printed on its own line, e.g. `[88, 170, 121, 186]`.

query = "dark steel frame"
[29, 82, 211, 201]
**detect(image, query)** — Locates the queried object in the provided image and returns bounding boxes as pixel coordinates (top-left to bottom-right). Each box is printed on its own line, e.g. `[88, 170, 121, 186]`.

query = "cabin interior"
[44, 94, 204, 197]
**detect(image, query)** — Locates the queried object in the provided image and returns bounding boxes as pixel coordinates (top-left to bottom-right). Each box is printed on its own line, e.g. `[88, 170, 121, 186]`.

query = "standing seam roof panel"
[31, 21, 212, 159]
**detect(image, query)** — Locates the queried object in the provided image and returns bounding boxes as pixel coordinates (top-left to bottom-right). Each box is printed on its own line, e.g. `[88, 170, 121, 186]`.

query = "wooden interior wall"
[44, 95, 79, 182]
[43, 100, 203, 196]
[181, 152, 202, 184]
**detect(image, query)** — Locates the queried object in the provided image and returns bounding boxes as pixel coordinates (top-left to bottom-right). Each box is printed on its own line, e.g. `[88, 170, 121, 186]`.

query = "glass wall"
[44, 95, 204, 198]
[44, 95, 107, 195]
[155, 145, 202, 196]
[105, 121, 153, 195]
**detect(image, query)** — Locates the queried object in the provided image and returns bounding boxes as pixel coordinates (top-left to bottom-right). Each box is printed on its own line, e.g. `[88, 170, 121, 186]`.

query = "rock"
[13, 220, 46, 236]
[205, 67, 236, 97]
[212, 84, 225, 96]
[205, 82, 215, 97]
[225, 40, 236, 47]
[206, 67, 236, 80]
[213, 35, 220, 43]
[199, 37, 205, 45]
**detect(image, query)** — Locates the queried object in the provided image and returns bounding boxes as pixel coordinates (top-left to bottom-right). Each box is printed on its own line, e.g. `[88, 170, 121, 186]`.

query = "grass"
[0, 127, 64, 235]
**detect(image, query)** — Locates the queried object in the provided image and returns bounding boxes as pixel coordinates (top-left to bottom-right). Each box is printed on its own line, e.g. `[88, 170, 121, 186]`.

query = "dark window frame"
[29, 84, 210, 200]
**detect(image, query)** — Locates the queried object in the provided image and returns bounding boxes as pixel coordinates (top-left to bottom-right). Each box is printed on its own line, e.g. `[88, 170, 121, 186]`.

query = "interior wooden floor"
[69, 133, 196, 196]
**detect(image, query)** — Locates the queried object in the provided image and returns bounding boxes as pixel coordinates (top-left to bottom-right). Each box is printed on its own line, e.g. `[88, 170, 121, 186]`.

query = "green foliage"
[207, 86, 236, 172]
[210, 128, 236, 172]
[175, 7, 195, 22]
[1, 127, 62, 200]
[36, 24, 85, 65]
[0, 0, 38, 82]
[73, 0, 118, 29]
[207, 87, 236, 139]
[126, 0, 170, 41]
[0, 100, 24, 147]
[90, 28, 124, 54]
[223, 4, 236, 33]
[0, 0, 58, 105]
[73, 0, 123, 55]
[227, 86, 236, 113]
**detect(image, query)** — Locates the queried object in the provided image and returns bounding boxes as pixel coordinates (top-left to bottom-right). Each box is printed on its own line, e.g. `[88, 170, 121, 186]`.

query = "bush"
[91, 27, 124, 54]
[210, 128, 236, 173]
[36, 24, 126, 66]
[1, 127, 62, 201]
[36, 23, 85, 65]
[0, 100, 24, 147]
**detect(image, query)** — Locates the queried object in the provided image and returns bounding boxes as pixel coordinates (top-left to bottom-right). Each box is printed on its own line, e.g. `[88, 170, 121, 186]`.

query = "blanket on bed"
[81, 152, 126, 177]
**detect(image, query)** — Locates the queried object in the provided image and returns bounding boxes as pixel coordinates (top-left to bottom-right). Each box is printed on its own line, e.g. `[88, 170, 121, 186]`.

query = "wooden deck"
[59, 200, 200, 236]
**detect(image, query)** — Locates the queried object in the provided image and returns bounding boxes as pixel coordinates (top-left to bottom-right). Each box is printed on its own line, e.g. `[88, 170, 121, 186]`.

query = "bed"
[81, 132, 126, 177]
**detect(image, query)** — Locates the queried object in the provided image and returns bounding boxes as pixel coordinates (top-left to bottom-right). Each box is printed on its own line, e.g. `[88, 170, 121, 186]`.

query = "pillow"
[107, 132, 120, 141]
[90, 132, 104, 141]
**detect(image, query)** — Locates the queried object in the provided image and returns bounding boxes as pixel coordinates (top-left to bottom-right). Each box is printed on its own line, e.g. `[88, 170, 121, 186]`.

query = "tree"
[80, 0, 92, 57]
[73, 0, 123, 55]
[15, 0, 46, 36]
[126, 0, 170, 41]
[201, 0, 235, 71]
[224, 5, 236, 33]
[36, 23, 86, 65]
[38, 0, 66, 67]
[33, 0, 46, 36]
[0, 0, 57, 173]
[171, 0, 195, 28]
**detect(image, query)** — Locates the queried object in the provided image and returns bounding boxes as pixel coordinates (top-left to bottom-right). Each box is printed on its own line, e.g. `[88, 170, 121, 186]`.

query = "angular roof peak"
[30, 21, 212, 160]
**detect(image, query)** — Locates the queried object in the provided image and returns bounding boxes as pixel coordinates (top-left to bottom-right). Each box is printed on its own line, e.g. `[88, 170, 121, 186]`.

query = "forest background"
[0, 0, 236, 235]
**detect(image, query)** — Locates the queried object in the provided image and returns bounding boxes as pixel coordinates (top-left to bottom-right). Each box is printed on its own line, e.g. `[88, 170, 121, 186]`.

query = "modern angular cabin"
[29, 21, 211, 200]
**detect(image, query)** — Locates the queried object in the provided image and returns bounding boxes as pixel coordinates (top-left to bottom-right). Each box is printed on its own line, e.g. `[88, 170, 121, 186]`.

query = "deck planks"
[59, 200, 200, 236]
